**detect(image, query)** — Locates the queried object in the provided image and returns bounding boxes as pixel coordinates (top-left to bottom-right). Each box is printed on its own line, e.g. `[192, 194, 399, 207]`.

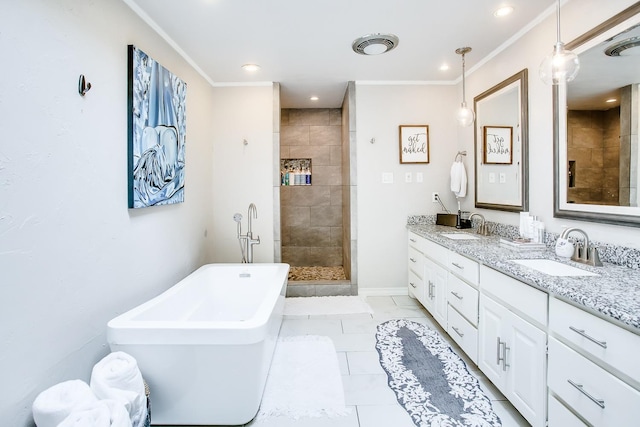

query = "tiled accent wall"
[280, 108, 343, 266]
[567, 108, 621, 205]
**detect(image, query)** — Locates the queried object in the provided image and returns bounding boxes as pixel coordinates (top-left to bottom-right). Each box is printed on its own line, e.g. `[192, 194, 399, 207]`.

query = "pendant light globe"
[539, 0, 580, 85]
[455, 46, 474, 127]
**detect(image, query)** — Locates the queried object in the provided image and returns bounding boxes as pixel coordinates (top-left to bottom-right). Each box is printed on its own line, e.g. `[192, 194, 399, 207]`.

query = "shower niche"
[280, 158, 312, 186]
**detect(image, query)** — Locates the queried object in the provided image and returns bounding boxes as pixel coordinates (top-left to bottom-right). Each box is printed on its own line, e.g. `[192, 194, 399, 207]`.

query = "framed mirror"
[474, 69, 529, 212]
[554, 3, 640, 226]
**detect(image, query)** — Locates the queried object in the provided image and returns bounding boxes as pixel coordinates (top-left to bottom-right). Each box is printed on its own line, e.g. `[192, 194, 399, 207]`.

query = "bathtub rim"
[107, 263, 289, 346]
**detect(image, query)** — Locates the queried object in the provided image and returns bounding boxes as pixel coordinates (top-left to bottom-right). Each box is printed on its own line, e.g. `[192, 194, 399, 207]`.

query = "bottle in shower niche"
[304, 166, 311, 185]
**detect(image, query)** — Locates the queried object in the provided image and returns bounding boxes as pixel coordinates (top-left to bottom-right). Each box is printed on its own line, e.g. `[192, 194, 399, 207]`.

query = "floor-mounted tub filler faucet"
[234, 203, 261, 263]
[559, 227, 602, 267]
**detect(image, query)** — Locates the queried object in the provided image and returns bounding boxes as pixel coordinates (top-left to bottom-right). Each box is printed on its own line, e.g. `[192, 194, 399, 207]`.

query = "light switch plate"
[382, 172, 393, 184]
[499, 173, 506, 183]
[489, 173, 496, 183]
[405, 172, 412, 183]
[416, 172, 423, 183]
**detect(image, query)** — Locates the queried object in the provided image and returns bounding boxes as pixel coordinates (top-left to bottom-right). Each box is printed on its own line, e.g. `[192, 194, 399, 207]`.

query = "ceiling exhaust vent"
[605, 36, 640, 56]
[352, 33, 399, 55]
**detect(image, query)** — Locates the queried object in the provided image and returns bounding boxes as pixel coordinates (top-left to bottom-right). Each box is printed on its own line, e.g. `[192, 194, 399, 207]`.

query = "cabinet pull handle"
[410, 238, 417, 243]
[451, 262, 464, 270]
[569, 326, 607, 349]
[409, 282, 417, 288]
[503, 345, 510, 372]
[496, 337, 504, 366]
[452, 326, 464, 338]
[567, 379, 605, 409]
[428, 281, 434, 299]
[409, 257, 417, 263]
[450, 291, 463, 300]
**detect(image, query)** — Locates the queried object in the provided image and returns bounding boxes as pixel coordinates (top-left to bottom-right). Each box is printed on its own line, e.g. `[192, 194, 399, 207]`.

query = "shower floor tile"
[288, 266, 346, 281]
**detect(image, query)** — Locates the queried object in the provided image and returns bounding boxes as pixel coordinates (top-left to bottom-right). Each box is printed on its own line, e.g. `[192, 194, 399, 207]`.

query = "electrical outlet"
[405, 172, 412, 183]
[432, 192, 439, 203]
[416, 172, 423, 183]
[499, 173, 506, 183]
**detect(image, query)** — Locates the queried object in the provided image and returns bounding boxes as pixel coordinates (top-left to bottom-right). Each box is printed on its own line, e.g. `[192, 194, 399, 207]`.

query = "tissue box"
[436, 214, 471, 228]
[436, 213, 458, 227]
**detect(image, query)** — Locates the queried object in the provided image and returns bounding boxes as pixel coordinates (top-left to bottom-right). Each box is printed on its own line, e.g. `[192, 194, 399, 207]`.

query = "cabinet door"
[426, 257, 448, 329]
[507, 311, 547, 427]
[478, 294, 508, 390]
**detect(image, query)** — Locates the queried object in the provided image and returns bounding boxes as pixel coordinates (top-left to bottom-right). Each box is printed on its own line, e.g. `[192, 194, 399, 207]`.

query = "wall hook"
[78, 74, 92, 96]
[370, 137, 376, 144]
[243, 138, 248, 146]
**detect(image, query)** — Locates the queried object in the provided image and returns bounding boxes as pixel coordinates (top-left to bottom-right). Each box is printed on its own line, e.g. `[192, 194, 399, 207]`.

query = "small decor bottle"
[305, 167, 311, 185]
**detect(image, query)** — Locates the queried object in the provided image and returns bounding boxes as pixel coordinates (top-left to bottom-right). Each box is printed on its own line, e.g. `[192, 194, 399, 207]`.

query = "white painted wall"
[464, 0, 640, 248]
[354, 0, 640, 294]
[355, 84, 461, 291]
[0, 1, 215, 424]
[209, 85, 275, 263]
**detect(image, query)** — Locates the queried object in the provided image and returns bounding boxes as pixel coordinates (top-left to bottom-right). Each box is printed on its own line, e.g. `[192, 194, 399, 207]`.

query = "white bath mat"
[255, 336, 350, 422]
[283, 296, 373, 316]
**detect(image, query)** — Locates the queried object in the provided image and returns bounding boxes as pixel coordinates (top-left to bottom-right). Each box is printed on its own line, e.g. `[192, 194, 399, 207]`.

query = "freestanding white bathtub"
[107, 263, 289, 425]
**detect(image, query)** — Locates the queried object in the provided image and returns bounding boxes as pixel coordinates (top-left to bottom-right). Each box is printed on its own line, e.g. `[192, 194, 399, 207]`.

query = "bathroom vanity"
[407, 224, 640, 427]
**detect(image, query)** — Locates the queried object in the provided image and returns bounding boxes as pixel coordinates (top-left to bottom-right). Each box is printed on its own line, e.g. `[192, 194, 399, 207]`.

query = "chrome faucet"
[245, 203, 260, 263]
[469, 213, 490, 236]
[559, 227, 602, 266]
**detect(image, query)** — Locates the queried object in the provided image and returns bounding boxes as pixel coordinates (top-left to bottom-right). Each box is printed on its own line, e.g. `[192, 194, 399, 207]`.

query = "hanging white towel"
[90, 352, 147, 427]
[57, 400, 132, 427]
[450, 161, 467, 198]
[32, 380, 98, 427]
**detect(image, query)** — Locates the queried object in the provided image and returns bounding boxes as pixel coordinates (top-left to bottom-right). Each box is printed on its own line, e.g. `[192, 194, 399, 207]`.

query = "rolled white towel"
[32, 380, 98, 427]
[57, 399, 132, 427]
[90, 352, 147, 427]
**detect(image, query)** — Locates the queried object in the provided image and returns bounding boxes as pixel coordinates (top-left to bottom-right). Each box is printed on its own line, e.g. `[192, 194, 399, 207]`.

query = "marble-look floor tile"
[346, 351, 384, 375]
[356, 404, 415, 427]
[342, 374, 398, 406]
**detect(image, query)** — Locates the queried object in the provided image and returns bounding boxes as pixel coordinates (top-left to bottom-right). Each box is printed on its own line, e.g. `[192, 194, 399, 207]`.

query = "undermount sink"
[440, 233, 480, 240]
[511, 259, 598, 277]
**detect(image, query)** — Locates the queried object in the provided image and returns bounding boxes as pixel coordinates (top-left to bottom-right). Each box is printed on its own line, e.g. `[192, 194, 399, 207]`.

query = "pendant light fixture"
[539, 0, 579, 85]
[455, 47, 475, 127]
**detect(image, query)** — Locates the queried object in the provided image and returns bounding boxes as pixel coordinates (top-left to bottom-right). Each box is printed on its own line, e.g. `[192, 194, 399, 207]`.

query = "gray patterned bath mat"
[376, 319, 501, 427]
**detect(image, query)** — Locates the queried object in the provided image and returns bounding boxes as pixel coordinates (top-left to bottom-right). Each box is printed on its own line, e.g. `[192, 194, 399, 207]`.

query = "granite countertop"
[407, 223, 640, 333]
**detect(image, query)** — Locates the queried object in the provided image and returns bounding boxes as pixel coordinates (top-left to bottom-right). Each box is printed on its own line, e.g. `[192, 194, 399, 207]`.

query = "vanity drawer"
[408, 269, 424, 303]
[447, 274, 478, 326]
[480, 266, 547, 328]
[423, 238, 450, 267]
[447, 304, 478, 364]
[408, 232, 424, 251]
[408, 246, 424, 278]
[548, 394, 587, 427]
[548, 337, 640, 427]
[448, 251, 479, 285]
[549, 298, 640, 384]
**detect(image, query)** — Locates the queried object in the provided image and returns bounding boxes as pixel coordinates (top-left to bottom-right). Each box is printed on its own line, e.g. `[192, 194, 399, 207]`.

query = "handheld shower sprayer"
[233, 213, 247, 262]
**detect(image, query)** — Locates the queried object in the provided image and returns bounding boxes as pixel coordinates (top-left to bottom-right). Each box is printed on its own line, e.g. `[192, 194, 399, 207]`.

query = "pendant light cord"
[461, 52, 467, 104]
[555, 0, 561, 44]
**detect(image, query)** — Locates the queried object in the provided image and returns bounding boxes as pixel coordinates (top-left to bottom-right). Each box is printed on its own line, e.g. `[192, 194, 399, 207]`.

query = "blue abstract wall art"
[128, 45, 187, 208]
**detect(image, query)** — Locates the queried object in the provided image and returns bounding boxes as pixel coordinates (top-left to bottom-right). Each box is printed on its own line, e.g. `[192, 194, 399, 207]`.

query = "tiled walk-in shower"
[281, 108, 353, 295]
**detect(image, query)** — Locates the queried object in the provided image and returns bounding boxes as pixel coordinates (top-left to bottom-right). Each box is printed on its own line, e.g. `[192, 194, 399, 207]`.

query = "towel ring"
[455, 151, 467, 162]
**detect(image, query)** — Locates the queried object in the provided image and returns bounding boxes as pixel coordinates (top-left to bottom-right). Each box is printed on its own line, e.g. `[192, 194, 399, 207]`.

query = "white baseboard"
[358, 287, 409, 297]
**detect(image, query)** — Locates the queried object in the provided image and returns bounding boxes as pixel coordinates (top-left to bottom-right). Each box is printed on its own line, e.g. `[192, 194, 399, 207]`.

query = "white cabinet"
[548, 297, 640, 426]
[406, 231, 479, 362]
[407, 233, 426, 305]
[423, 256, 448, 329]
[479, 268, 547, 427]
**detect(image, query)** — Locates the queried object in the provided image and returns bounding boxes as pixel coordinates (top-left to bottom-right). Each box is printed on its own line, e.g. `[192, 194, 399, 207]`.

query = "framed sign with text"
[399, 125, 429, 164]
[483, 126, 513, 164]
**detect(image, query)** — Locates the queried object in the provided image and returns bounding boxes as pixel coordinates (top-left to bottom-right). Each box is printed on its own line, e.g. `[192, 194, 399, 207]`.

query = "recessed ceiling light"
[494, 6, 514, 17]
[242, 64, 260, 72]
[440, 64, 450, 71]
[310, 96, 319, 101]
[606, 98, 617, 103]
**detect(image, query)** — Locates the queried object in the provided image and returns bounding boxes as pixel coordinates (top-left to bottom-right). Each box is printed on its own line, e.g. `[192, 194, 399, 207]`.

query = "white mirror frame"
[474, 69, 529, 212]
[554, 3, 640, 226]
